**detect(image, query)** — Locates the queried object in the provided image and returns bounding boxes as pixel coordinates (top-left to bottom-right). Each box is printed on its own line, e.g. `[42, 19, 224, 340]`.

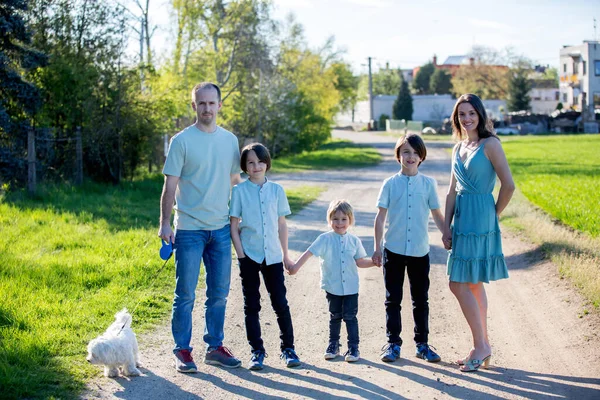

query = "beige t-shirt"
[163, 125, 240, 230]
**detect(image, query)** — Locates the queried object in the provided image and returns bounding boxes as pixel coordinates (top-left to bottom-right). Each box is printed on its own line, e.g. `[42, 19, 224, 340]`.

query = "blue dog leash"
[116, 240, 173, 335]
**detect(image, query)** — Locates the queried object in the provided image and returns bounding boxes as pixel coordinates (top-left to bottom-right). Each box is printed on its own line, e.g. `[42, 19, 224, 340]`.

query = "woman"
[442, 93, 515, 372]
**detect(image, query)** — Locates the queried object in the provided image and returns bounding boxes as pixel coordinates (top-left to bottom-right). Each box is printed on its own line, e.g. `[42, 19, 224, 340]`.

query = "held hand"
[158, 224, 175, 244]
[286, 264, 298, 275]
[283, 255, 294, 271]
[442, 229, 452, 250]
[372, 250, 383, 267]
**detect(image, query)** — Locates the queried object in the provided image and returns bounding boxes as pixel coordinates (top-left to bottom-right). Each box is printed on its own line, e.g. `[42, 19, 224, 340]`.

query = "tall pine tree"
[0, 0, 47, 131]
[507, 67, 531, 111]
[393, 79, 413, 120]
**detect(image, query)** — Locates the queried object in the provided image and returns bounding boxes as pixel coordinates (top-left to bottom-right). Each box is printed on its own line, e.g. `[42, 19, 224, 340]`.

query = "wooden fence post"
[76, 126, 83, 185]
[27, 127, 36, 195]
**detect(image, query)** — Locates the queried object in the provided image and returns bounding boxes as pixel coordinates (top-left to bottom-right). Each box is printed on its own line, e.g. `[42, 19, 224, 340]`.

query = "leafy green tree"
[450, 46, 510, 99]
[0, 0, 47, 183]
[331, 62, 359, 114]
[357, 67, 403, 98]
[429, 69, 452, 94]
[413, 62, 434, 94]
[393, 79, 413, 120]
[507, 65, 532, 111]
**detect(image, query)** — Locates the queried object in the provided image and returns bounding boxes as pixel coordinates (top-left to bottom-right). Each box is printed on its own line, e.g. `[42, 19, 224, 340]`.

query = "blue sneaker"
[381, 343, 401, 362]
[204, 346, 242, 368]
[344, 346, 360, 363]
[280, 348, 301, 368]
[324, 341, 340, 360]
[416, 343, 441, 362]
[174, 349, 198, 373]
[248, 350, 267, 370]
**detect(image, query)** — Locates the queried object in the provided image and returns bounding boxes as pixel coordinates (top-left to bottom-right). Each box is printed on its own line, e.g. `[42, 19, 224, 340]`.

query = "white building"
[559, 40, 600, 113]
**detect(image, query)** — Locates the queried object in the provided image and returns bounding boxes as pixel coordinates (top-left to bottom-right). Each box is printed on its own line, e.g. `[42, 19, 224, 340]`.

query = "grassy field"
[271, 139, 381, 172]
[0, 177, 322, 399]
[501, 134, 600, 238]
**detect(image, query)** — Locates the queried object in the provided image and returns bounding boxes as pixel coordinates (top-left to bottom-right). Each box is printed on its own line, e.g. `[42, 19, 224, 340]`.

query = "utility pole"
[368, 56, 373, 125]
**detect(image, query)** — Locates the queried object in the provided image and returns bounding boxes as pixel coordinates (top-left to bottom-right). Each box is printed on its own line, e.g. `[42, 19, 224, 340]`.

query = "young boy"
[372, 134, 445, 363]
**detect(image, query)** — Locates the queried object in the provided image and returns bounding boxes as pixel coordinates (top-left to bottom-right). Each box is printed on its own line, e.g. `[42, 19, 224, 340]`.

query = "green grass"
[271, 139, 381, 172]
[287, 186, 326, 214]
[0, 178, 321, 399]
[502, 134, 600, 238]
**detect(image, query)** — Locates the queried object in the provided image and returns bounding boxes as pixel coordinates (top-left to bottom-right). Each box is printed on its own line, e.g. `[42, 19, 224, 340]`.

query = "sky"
[145, 0, 598, 73]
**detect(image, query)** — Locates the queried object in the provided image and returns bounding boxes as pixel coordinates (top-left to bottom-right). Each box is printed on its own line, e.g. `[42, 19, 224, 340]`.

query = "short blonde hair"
[327, 199, 355, 226]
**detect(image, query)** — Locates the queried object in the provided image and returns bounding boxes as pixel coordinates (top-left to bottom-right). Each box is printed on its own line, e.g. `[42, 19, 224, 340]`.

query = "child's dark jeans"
[383, 249, 430, 346]
[326, 292, 359, 348]
[238, 257, 294, 352]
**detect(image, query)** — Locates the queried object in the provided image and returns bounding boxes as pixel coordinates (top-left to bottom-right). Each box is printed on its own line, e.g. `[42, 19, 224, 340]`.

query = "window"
[563, 63, 567, 73]
[563, 93, 567, 102]
[583, 61, 586, 75]
[594, 93, 600, 109]
[595, 60, 600, 76]
[573, 62, 578, 74]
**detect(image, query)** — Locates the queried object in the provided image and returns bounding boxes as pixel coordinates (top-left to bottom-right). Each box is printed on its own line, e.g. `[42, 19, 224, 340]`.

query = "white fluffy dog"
[87, 308, 141, 378]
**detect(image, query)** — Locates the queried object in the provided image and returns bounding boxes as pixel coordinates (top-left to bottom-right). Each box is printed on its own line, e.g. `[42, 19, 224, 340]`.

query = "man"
[159, 82, 242, 372]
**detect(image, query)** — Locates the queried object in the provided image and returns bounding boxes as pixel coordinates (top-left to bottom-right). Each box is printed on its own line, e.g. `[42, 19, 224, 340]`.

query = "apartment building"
[559, 40, 600, 112]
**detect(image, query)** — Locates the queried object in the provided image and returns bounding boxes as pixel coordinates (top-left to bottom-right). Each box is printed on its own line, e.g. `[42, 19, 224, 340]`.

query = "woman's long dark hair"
[450, 93, 497, 141]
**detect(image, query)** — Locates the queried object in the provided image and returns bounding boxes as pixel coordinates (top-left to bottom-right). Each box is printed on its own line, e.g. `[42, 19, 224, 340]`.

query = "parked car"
[495, 126, 519, 135]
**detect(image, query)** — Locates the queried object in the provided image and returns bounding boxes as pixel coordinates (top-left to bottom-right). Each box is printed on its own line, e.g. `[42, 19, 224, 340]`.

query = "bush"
[378, 114, 390, 131]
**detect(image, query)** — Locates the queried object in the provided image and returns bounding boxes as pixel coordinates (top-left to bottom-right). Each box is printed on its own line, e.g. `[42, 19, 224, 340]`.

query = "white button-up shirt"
[230, 178, 291, 265]
[308, 231, 367, 296]
[377, 172, 440, 257]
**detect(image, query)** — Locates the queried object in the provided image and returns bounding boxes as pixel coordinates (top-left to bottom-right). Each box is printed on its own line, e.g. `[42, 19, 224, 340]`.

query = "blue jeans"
[172, 226, 232, 353]
[326, 292, 359, 348]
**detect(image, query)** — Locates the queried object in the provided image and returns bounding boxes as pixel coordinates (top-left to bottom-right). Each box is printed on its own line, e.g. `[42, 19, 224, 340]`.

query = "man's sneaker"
[204, 346, 242, 368]
[248, 350, 267, 370]
[174, 349, 198, 373]
[344, 347, 360, 363]
[280, 348, 301, 368]
[416, 343, 441, 363]
[324, 341, 340, 360]
[380, 343, 401, 362]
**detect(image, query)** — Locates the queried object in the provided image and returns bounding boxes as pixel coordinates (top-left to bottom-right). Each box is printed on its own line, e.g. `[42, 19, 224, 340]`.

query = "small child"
[230, 142, 300, 370]
[373, 134, 445, 364]
[288, 199, 378, 362]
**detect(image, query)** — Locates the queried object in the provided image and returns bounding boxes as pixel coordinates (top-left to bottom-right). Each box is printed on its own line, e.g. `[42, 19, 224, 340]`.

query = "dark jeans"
[326, 292, 359, 348]
[239, 257, 294, 352]
[383, 249, 430, 346]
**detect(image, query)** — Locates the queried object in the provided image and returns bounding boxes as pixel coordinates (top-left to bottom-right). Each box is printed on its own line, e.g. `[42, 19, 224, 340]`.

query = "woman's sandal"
[459, 355, 491, 372]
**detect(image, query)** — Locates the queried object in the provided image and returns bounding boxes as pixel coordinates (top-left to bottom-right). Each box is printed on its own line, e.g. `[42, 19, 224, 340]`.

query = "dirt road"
[85, 130, 600, 399]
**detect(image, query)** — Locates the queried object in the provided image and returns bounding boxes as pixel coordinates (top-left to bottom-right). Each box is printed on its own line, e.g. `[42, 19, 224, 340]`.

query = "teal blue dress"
[447, 139, 509, 283]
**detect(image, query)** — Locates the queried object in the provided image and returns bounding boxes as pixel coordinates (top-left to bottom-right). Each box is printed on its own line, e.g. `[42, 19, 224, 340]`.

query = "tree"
[429, 69, 452, 94]
[357, 66, 402, 98]
[412, 62, 434, 94]
[507, 64, 532, 111]
[330, 62, 359, 114]
[451, 46, 510, 99]
[393, 79, 413, 120]
[0, 0, 47, 184]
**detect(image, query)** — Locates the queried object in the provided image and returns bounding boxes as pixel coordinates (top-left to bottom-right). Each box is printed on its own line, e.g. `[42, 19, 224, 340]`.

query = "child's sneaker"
[380, 342, 401, 362]
[248, 350, 267, 370]
[174, 349, 198, 373]
[324, 341, 340, 360]
[280, 348, 301, 367]
[344, 347, 360, 362]
[415, 343, 441, 363]
[204, 346, 242, 368]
